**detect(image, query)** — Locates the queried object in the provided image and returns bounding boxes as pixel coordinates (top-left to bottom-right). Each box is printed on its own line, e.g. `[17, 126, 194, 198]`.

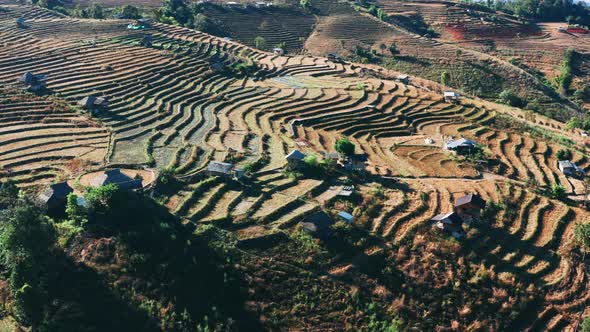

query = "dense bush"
[334, 137, 355, 156]
[499, 89, 525, 107]
[549, 184, 566, 200]
[555, 148, 572, 161]
[575, 222, 590, 251]
[555, 48, 576, 95]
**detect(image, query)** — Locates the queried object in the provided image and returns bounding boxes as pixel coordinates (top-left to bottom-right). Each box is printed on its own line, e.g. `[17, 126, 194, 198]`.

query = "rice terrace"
[2, 0, 590, 330]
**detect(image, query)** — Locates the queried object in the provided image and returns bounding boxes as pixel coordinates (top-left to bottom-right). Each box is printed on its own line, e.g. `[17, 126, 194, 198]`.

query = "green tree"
[498, 89, 524, 107]
[334, 137, 355, 156]
[300, 0, 310, 9]
[88, 3, 105, 19]
[0, 181, 19, 209]
[192, 13, 210, 32]
[376, 8, 387, 21]
[118, 4, 141, 19]
[65, 193, 84, 223]
[556, 48, 575, 95]
[440, 71, 450, 86]
[303, 154, 319, 168]
[379, 43, 387, 55]
[575, 223, 590, 251]
[72, 4, 89, 18]
[556, 148, 572, 161]
[0, 201, 54, 328]
[158, 167, 177, 185]
[84, 184, 120, 214]
[254, 36, 266, 50]
[550, 184, 566, 200]
[389, 42, 399, 55]
[368, 4, 377, 16]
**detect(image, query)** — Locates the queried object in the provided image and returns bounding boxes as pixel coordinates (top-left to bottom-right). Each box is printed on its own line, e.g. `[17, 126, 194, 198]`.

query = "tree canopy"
[335, 137, 356, 156]
[476, 0, 590, 26]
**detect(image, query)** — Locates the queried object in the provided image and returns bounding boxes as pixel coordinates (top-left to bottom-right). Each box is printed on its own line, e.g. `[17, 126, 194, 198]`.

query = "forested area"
[470, 0, 590, 25]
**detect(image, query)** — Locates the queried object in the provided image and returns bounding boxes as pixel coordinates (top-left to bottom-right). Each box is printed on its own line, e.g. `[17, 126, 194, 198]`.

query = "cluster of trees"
[566, 114, 590, 131]
[353, 42, 399, 64]
[555, 48, 576, 95]
[0, 182, 133, 329]
[298, 137, 356, 176]
[0, 183, 54, 329]
[367, 4, 387, 21]
[474, 0, 590, 26]
[70, 3, 106, 19]
[0, 180, 247, 330]
[153, 0, 216, 33]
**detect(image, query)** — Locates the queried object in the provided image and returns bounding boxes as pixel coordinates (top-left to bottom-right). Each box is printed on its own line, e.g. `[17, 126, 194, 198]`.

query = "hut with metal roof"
[285, 149, 307, 170]
[38, 182, 74, 212]
[444, 138, 477, 155]
[90, 169, 142, 190]
[558, 160, 585, 178]
[431, 211, 464, 238]
[78, 95, 109, 111]
[455, 193, 486, 222]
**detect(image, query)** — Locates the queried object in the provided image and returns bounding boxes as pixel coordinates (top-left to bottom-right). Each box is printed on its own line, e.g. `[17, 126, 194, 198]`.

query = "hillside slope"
[2, 3, 590, 331]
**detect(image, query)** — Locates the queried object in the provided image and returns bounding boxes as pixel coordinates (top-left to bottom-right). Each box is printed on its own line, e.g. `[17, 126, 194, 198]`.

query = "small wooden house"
[16, 17, 26, 28]
[18, 72, 46, 93]
[431, 211, 464, 238]
[300, 211, 334, 238]
[78, 95, 108, 111]
[38, 182, 73, 213]
[558, 160, 585, 178]
[455, 193, 486, 222]
[273, 47, 284, 56]
[444, 138, 477, 155]
[443, 91, 460, 102]
[91, 169, 142, 190]
[396, 74, 410, 84]
[343, 155, 367, 172]
[207, 161, 244, 179]
[285, 149, 306, 169]
[322, 151, 342, 161]
[327, 53, 341, 62]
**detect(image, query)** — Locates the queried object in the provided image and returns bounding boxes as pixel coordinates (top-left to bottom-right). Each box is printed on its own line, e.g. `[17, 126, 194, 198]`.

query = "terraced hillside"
[376, 0, 537, 40]
[374, 0, 590, 113]
[0, 86, 109, 186]
[2, 3, 590, 330]
[201, 4, 316, 53]
[300, 0, 579, 117]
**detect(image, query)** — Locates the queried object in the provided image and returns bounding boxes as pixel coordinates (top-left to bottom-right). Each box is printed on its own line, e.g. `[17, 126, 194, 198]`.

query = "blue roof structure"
[337, 211, 354, 223]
